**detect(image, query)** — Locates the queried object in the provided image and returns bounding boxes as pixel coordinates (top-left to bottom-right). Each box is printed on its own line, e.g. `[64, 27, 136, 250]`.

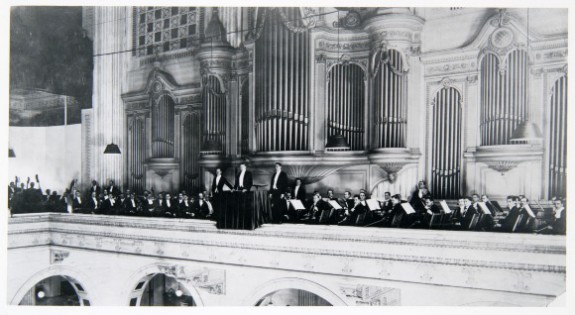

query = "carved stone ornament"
[50, 249, 70, 264]
[157, 265, 226, 295]
[484, 160, 521, 174]
[339, 284, 401, 306]
[441, 77, 454, 89]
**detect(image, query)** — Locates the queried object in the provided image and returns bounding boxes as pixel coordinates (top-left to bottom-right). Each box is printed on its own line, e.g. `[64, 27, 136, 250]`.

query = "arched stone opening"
[17, 275, 90, 306]
[243, 277, 348, 306]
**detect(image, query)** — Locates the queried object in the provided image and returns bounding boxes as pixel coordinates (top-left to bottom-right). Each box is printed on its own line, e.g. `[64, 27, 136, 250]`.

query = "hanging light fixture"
[511, 8, 542, 144]
[104, 143, 121, 154]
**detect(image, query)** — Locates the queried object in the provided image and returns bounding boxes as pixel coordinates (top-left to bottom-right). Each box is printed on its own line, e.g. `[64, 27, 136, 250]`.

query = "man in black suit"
[194, 192, 211, 219]
[269, 163, 289, 223]
[211, 168, 233, 194]
[305, 194, 331, 224]
[124, 193, 140, 216]
[72, 190, 84, 213]
[107, 180, 120, 197]
[87, 180, 101, 200]
[292, 178, 306, 204]
[86, 191, 100, 214]
[162, 193, 177, 218]
[234, 163, 253, 192]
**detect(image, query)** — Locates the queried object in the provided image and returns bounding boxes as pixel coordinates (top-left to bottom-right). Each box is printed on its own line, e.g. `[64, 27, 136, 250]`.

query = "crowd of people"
[7, 163, 566, 235]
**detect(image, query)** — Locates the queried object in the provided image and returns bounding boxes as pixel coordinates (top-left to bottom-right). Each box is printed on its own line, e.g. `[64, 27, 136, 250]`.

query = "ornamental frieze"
[317, 40, 371, 52]
[425, 61, 477, 76]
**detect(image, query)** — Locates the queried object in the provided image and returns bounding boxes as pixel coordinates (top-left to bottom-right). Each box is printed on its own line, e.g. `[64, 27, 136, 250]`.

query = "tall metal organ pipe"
[254, 8, 310, 151]
[327, 63, 365, 150]
[480, 50, 528, 145]
[548, 75, 567, 198]
[151, 95, 175, 157]
[432, 87, 462, 199]
[374, 49, 407, 148]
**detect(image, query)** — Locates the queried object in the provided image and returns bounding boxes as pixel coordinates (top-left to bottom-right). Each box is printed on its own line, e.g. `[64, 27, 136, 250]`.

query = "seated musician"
[495, 196, 521, 232]
[471, 193, 495, 231]
[335, 191, 353, 222]
[410, 187, 430, 213]
[115, 193, 127, 215]
[304, 193, 331, 224]
[124, 193, 140, 216]
[326, 189, 337, 201]
[86, 191, 100, 214]
[72, 190, 83, 213]
[280, 191, 297, 222]
[292, 178, 306, 204]
[194, 192, 212, 219]
[461, 197, 479, 230]
[517, 196, 535, 233]
[162, 193, 177, 218]
[340, 193, 369, 226]
[388, 194, 409, 227]
[537, 198, 566, 235]
[381, 192, 393, 212]
[142, 193, 160, 217]
[178, 194, 195, 218]
[419, 196, 441, 227]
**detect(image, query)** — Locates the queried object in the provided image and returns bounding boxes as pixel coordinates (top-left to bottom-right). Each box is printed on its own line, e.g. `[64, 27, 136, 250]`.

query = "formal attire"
[194, 199, 211, 218]
[234, 170, 253, 191]
[212, 175, 233, 194]
[269, 171, 289, 223]
[292, 184, 306, 202]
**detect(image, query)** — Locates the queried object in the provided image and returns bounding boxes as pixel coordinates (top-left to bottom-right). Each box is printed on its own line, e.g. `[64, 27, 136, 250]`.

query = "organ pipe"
[203, 75, 227, 154]
[240, 80, 250, 155]
[327, 63, 365, 150]
[254, 8, 310, 151]
[548, 75, 567, 198]
[432, 88, 462, 199]
[374, 50, 407, 148]
[182, 113, 201, 192]
[480, 50, 528, 145]
[128, 117, 146, 193]
[151, 95, 175, 157]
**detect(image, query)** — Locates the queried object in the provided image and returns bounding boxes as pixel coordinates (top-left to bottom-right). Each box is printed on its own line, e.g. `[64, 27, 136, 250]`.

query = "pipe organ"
[255, 8, 310, 152]
[109, 7, 567, 200]
[480, 50, 528, 146]
[151, 96, 175, 157]
[373, 49, 407, 148]
[548, 75, 567, 198]
[127, 117, 146, 193]
[431, 87, 462, 199]
[202, 75, 227, 154]
[327, 64, 365, 150]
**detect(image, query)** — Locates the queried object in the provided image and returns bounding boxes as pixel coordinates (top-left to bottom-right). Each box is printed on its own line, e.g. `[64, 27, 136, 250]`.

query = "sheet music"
[328, 200, 343, 210]
[477, 202, 491, 215]
[523, 204, 536, 218]
[289, 199, 306, 210]
[222, 184, 231, 192]
[439, 200, 452, 214]
[366, 199, 381, 210]
[401, 203, 416, 214]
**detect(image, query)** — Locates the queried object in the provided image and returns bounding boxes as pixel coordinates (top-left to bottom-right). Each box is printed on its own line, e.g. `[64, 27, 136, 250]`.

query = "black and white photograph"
[3, 0, 571, 312]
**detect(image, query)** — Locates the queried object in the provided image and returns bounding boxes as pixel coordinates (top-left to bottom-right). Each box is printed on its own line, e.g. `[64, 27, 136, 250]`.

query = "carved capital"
[50, 249, 70, 264]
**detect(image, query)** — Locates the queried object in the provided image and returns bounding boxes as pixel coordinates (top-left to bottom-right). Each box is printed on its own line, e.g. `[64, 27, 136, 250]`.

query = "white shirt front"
[273, 172, 281, 190]
[239, 171, 245, 187]
[131, 199, 136, 207]
[92, 197, 98, 208]
[555, 207, 565, 219]
[294, 185, 300, 198]
[215, 175, 221, 192]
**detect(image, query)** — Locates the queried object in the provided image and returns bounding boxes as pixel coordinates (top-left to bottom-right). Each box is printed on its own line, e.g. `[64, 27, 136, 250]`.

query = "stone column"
[91, 7, 132, 187]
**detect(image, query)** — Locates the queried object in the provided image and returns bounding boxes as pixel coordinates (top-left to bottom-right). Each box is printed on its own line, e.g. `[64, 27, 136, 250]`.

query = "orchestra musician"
[305, 194, 331, 224]
[292, 178, 306, 203]
[234, 163, 253, 192]
[86, 191, 100, 214]
[269, 163, 289, 223]
[194, 192, 212, 219]
[537, 198, 566, 235]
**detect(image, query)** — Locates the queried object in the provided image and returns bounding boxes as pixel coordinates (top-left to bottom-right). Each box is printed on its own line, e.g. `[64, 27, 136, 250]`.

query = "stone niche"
[145, 158, 180, 193]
